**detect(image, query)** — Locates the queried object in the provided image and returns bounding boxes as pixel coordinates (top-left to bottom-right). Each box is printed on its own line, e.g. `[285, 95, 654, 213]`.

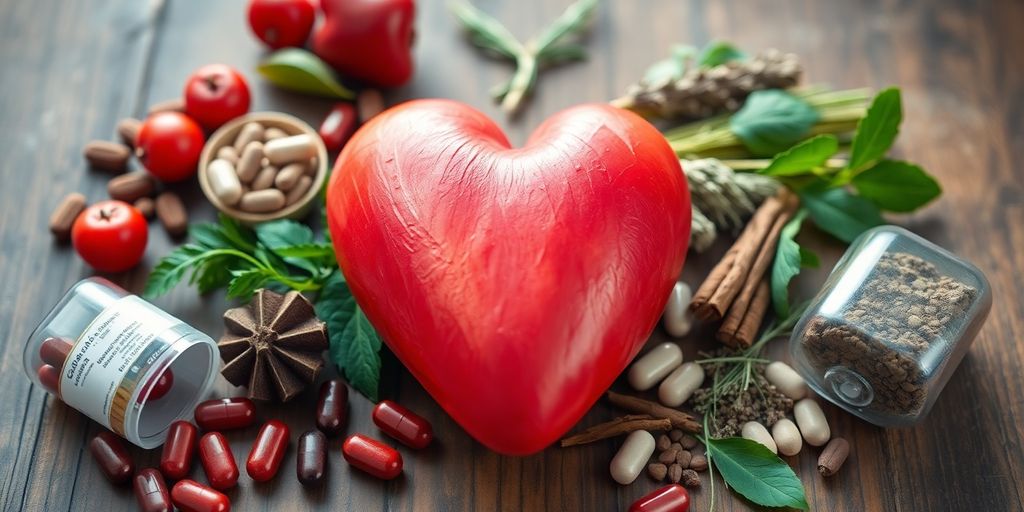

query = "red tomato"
[184, 64, 251, 131]
[72, 201, 148, 273]
[318, 102, 358, 152]
[247, 0, 316, 49]
[136, 112, 205, 182]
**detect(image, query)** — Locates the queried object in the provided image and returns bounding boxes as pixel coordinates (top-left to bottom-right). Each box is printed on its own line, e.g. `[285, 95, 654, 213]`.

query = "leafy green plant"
[702, 435, 808, 510]
[144, 214, 383, 399]
[257, 48, 356, 99]
[640, 40, 745, 84]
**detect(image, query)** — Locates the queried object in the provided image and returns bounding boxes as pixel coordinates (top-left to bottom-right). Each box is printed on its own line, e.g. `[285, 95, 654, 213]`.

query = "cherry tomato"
[247, 0, 316, 49]
[318, 102, 358, 153]
[136, 112, 205, 182]
[71, 200, 148, 273]
[184, 64, 251, 131]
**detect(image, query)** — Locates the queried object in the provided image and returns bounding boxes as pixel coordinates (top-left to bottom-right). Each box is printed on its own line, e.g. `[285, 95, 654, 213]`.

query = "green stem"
[501, 51, 539, 114]
[212, 248, 322, 292]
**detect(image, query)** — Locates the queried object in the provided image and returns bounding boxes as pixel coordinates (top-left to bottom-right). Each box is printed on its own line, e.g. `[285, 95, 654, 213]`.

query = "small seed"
[83, 141, 131, 174]
[216, 146, 240, 166]
[155, 192, 188, 237]
[656, 434, 671, 452]
[285, 175, 313, 206]
[251, 166, 278, 191]
[264, 127, 289, 140]
[679, 435, 698, 450]
[669, 442, 682, 453]
[817, 437, 850, 477]
[689, 454, 707, 472]
[668, 430, 684, 442]
[234, 122, 265, 153]
[116, 118, 141, 148]
[675, 449, 691, 468]
[108, 172, 155, 202]
[236, 141, 265, 183]
[148, 98, 185, 115]
[357, 89, 385, 122]
[239, 189, 286, 213]
[134, 197, 155, 219]
[657, 448, 678, 465]
[668, 464, 683, 484]
[274, 162, 305, 191]
[647, 463, 667, 482]
[680, 469, 701, 488]
[49, 193, 87, 242]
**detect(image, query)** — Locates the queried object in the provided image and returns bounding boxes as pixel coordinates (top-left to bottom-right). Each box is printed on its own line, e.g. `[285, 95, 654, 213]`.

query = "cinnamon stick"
[559, 415, 672, 447]
[718, 278, 771, 347]
[606, 391, 701, 433]
[689, 251, 736, 322]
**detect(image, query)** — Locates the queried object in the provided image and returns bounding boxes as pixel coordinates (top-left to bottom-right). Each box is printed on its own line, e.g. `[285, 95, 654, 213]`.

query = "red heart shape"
[326, 100, 690, 455]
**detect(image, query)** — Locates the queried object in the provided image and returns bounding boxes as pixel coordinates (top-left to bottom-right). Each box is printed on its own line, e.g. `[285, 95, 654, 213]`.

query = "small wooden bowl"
[198, 112, 328, 224]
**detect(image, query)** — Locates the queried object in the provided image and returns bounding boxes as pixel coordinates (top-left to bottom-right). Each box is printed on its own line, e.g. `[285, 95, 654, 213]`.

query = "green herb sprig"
[449, 0, 599, 115]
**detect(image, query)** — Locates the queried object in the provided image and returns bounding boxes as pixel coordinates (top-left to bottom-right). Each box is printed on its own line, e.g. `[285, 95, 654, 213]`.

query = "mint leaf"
[771, 210, 808, 316]
[227, 269, 271, 299]
[699, 41, 745, 67]
[851, 159, 941, 212]
[848, 87, 902, 173]
[759, 135, 838, 176]
[707, 437, 808, 509]
[730, 90, 820, 157]
[340, 309, 382, 401]
[800, 185, 885, 243]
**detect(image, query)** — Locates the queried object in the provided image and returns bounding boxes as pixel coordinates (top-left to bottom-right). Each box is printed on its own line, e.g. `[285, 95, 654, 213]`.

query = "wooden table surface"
[2, 0, 1022, 510]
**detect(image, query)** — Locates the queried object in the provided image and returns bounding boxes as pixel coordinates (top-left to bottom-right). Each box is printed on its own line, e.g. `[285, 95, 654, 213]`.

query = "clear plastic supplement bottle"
[23, 278, 218, 448]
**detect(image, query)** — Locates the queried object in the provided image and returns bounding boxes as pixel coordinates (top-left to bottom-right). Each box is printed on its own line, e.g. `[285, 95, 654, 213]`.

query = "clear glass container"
[789, 226, 991, 427]
[23, 278, 219, 448]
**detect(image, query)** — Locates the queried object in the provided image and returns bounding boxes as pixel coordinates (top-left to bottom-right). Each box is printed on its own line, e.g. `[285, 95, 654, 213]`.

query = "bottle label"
[60, 295, 177, 435]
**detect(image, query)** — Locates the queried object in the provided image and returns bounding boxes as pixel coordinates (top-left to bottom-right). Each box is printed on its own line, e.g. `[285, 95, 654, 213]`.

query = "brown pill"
[84, 140, 131, 174]
[285, 175, 313, 206]
[236, 141, 264, 183]
[251, 166, 278, 191]
[49, 193, 87, 242]
[37, 365, 61, 395]
[297, 430, 327, 486]
[39, 337, 74, 367]
[357, 89, 385, 122]
[148, 98, 185, 115]
[155, 192, 188, 237]
[134, 197, 155, 219]
[108, 172, 155, 202]
[117, 118, 142, 148]
[817, 437, 850, 476]
[216, 146, 240, 166]
[238, 189, 286, 213]
[315, 379, 347, 437]
[274, 163, 305, 191]
[90, 430, 135, 484]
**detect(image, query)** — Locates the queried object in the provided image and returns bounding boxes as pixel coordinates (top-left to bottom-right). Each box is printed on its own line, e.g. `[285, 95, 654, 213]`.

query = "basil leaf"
[642, 45, 696, 84]
[800, 185, 885, 243]
[851, 159, 941, 212]
[698, 41, 745, 68]
[258, 48, 356, 99]
[707, 437, 808, 510]
[847, 87, 902, 173]
[730, 90, 820, 157]
[227, 269, 272, 299]
[340, 308, 383, 402]
[771, 210, 808, 317]
[759, 135, 838, 176]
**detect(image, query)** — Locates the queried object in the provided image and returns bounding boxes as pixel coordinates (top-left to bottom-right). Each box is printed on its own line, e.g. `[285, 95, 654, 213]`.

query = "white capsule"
[741, 421, 777, 454]
[207, 158, 242, 206]
[609, 430, 655, 485]
[663, 282, 694, 337]
[794, 398, 831, 447]
[264, 134, 318, 165]
[771, 418, 802, 456]
[765, 361, 808, 400]
[627, 343, 683, 391]
[658, 362, 704, 407]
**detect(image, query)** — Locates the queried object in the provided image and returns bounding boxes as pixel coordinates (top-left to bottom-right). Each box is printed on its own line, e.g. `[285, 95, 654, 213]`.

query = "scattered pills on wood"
[134, 197, 155, 219]
[297, 430, 327, 486]
[765, 361, 808, 400]
[160, 420, 197, 481]
[315, 379, 348, 437]
[658, 362, 705, 407]
[155, 192, 188, 237]
[372, 400, 433, 449]
[817, 437, 850, 476]
[741, 421, 778, 454]
[663, 281, 694, 337]
[133, 468, 172, 512]
[771, 418, 803, 456]
[117, 118, 141, 148]
[108, 172, 155, 202]
[170, 479, 230, 512]
[198, 432, 239, 490]
[794, 398, 831, 447]
[342, 434, 403, 480]
[194, 397, 256, 431]
[628, 484, 690, 512]
[84, 140, 131, 174]
[610, 430, 655, 485]
[90, 430, 134, 484]
[628, 342, 683, 391]
[246, 420, 290, 482]
[49, 192, 87, 241]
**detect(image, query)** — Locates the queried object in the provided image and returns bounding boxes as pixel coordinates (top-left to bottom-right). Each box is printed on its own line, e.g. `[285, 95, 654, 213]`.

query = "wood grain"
[0, 0, 1021, 510]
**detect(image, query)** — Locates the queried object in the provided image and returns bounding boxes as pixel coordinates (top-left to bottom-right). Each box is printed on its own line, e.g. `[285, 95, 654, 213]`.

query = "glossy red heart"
[326, 100, 690, 455]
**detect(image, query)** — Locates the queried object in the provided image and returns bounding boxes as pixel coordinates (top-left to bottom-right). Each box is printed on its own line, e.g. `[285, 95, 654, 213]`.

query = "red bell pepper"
[312, 0, 416, 88]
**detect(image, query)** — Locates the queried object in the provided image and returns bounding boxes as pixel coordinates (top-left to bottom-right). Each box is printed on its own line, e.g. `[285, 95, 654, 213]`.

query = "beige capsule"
[236, 141, 265, 183]
[286, 175, 313, 206]
[771, 418, 802, 456]
[609, 430, 655, 485]
[216, 145, 240, 166]
[627, 342, 683, 391]
[274, 163, 306, 191]
[264, 127, 289, 140]
[251, 166, 278, 191]
[233, 122, 265, 153]
[264, 134, 317, 165]
[794, 398, 831, 447]
[741, 421, 777, 454]
[238, 189, 286, 213]
[658, 362, 704, 407]
[765, 361, 807, 400]
[663, 282, 694, 337]
[306, 156, 319, 176]
[207, 158, 243, 206]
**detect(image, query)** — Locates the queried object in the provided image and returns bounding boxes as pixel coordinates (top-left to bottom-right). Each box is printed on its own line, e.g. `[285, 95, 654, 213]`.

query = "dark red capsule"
[194, 397, 255, 431]
[296, 430, 326, 486]
[138, 369, 174, 403]
[198, 432, 238, 490]
[372, 400, 433, 449]
[171, 479, 230, 512]
[315, 379, 347, 437]
[39, 337, 74, 367]
[89, 430, 134, 484]
[318, 102, 358, 152]
[133, 468, 172, 512]
[37, 364, 61, 396]
[341, 434, 402, 480]
[628, 483, 691, 512]
[246, 420, 290, 482]
[160, 420, 197, 480]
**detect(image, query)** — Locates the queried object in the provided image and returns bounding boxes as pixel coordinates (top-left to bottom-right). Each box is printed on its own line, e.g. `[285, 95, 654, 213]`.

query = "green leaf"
[698, 41, 745, 68]
[800, 185, 885, 243]
[642, 44, 697, 84]
[729, 90, 821, 157]
[255, 220, 320, 274]
[707, 437, 808, 510]
[271, 243, 336, 260]
[189, 222, 232, 250]
[144, 245, 214, 298]
[195, 255, 235, 294]
[217, 214, 257, 253]
[537, 43, 588, 64]
[847, 87, 902, 173]
[771, 210, 808, 317]
[759, 135, 839, 176]
[851, 159, 941, 212]
[227, 269, 271, 299]
[257, 48, 356, 100]
[340, 308, 383, 401]
[799, 247, 820, 268]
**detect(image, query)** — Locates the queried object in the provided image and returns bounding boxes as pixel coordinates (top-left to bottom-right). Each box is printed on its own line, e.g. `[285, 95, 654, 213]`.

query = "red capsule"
[37, 364, 61, 395]
[160, 420, 197, 480]
[315, 379, 347, 437]
[246, 420, 290, 482]
[171, 479, 230, 512]
[133, 468, 172, 512]
[372, 400, 433, 449]
[194, 397, 255, 431]
[628, 483, 691, 512]
[342, 434, 402, 480]
[198, 432, 238, 490]
[318, 102, 358, 152]
[89, 430, 134, 484]
[139, 369, 174, 403]
[39, 337, 73, 367]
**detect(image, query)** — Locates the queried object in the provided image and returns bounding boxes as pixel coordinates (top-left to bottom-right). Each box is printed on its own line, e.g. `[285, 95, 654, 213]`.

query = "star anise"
[219, 289, 328, 402]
